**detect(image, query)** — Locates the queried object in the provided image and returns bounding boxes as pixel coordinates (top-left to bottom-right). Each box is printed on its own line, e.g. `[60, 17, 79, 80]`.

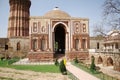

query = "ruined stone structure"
[90, 35, 104, 50]
[6, 0, 89, 61]
[89, 30, 120, 72]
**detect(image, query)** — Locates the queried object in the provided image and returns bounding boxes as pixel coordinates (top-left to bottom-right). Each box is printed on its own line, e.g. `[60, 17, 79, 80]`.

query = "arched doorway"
[98, 56, 103, 64]
[54, 24, 66, 54]
[107, 57, 113, 66]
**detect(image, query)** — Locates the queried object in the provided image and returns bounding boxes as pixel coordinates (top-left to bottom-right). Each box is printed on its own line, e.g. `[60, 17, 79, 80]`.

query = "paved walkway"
[66, 63, 100, 80]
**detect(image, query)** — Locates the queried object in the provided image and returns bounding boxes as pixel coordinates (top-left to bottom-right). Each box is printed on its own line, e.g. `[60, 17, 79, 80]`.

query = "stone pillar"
[30, 38, 33, 51]
[65, 33, 68, 52]
[79, 39, 81, 49]
[114, 53, 120, 71]
[52, 32, 55, 51]
[37, 37, 41, 51]
[48, 24, 51, 50]
[86, 39, 88, 49]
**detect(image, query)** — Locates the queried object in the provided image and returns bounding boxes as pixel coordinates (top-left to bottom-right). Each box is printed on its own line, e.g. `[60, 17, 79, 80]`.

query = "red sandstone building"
[7, 0, 89, 61]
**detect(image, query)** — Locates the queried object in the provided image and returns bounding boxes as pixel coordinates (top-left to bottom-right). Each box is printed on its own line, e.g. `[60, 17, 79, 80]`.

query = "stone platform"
[27, 52, 54, 62]
[27, 51, 89, 62]
[67, 52, 89, 60]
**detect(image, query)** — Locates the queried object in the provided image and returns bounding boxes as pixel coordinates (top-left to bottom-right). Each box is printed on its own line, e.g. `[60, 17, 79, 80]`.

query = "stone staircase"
[54, 54, 65, 59]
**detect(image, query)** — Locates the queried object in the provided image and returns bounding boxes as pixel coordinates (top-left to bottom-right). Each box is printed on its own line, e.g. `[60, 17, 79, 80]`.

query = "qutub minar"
[7, 0, 89, 61]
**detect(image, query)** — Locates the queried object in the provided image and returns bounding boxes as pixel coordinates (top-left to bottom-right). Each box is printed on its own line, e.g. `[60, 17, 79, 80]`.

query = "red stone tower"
[8, 0, 31, 38]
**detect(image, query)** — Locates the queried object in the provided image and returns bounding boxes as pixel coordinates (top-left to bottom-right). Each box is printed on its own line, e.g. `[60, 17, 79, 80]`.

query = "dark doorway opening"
[54, 24, 65, 54]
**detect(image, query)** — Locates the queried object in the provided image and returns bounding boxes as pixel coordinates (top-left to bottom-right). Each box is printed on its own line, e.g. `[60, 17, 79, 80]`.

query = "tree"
[74, 57, 79, 64]
[54, 58, 59, 66]
[103, 0, 120, 16]
[90, 56, 96, 73]
[93, 23, 106, 36]
[103, 0, 120, 30]
[93, 0, 120, 36]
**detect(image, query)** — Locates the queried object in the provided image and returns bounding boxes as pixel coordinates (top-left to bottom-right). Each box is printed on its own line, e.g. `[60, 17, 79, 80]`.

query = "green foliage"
[8, 57, 19, 65]
[59, 60, 67, 75]
[90, 56, 96, 73]
[54, 58, 59, 66]
[74, 57, 79, 64]
[0, 76, 14, 80]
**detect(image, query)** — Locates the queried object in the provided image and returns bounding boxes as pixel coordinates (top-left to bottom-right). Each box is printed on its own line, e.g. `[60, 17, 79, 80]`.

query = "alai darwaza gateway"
[28, 7, 90, 61]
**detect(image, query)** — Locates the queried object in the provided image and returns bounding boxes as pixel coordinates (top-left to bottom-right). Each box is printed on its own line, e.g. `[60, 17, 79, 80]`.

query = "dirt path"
[0, 67, 70, 80]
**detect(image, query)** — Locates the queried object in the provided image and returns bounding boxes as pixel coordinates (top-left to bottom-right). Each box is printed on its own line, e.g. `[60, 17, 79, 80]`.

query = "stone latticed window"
[83, 24, 86, 32]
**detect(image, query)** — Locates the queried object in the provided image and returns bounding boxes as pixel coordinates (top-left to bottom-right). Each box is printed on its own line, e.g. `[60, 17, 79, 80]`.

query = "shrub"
[54, 58, 59, 66]
[74, 57, 79, 64]
[59, 59, 67, 75]
[90, 56, 96, 73]
[8, 57, 19, 65]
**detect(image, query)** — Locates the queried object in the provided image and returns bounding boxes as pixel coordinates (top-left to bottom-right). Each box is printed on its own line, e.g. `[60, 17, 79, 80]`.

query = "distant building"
[89, 30, 120, 72]
[103, 30, 120, 52]
[90, 35, 104, 50]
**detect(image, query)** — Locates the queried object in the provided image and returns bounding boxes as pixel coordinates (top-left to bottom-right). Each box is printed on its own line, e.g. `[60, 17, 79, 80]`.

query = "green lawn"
[0, 60, 60, 73]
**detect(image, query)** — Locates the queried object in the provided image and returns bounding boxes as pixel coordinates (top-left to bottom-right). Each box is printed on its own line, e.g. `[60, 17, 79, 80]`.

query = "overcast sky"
[0, 0, 105, 38]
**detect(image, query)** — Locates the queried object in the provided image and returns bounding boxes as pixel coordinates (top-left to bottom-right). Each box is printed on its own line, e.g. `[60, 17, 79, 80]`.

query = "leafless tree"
[92, 23, 108, 36]
[103, 0, 120, 16]
[103, 0, 120, 30]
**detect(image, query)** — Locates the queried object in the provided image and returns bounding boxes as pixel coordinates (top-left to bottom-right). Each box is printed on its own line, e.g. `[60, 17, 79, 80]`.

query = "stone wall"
[27, 52, 54, 62]
[67, 52, 89, 61]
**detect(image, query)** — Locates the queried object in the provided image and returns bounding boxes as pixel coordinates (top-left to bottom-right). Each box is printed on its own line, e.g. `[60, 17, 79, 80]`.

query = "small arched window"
[97, 42, 99, 49]
[33, 39, 37, 51]
[82, 39, 86, 49]
[17, 42, 20, 51]
[75, 39, 79, 50]
[41, 38, 45, 51]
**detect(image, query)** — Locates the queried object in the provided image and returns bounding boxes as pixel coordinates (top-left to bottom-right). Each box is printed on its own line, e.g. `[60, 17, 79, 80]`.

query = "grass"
[72, 62, 118, 80]
[0, 76, 14, 80]
[0, 60, 60, 73]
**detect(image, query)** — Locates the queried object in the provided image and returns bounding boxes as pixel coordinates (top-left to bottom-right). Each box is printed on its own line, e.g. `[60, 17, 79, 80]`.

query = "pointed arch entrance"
[54, 24, 66, 54]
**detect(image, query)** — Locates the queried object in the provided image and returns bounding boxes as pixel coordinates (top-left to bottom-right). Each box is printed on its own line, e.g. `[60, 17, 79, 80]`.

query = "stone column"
[30, 38, 33, 51]
[52, 32, 55, 51]
[37, 37, 41, 51]
[65, 33, 68, 52]
[79, 39, 81, 49]
[86, 39, 87, 49]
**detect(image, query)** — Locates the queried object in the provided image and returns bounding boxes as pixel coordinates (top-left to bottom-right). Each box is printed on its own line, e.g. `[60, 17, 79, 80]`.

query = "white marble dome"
[44, 7, 71, 18]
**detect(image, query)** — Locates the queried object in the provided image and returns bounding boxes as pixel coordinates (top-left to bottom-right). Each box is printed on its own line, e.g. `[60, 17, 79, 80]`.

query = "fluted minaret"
[8, 0, 31, 38]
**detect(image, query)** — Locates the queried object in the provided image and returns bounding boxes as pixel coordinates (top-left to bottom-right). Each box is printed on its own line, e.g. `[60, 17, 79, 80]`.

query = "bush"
[54, 58, 59, 66]
[8, 57, 19, 65]
[59, 59, 67, 75]
[74, 57, 79, 64]
[90, 56, 96, 73]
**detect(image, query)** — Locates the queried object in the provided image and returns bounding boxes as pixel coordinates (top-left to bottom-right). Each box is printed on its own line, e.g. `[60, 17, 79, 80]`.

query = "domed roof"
[44, 7, 71, 18]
